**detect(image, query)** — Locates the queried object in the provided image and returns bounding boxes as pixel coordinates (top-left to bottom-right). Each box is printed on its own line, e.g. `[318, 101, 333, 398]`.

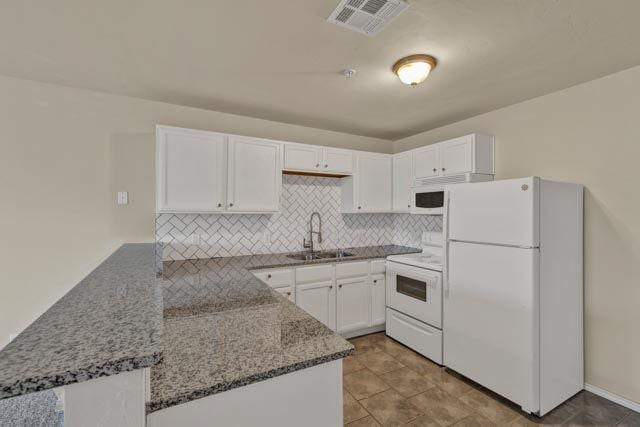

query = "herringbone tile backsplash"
[156, 175, 441, 261]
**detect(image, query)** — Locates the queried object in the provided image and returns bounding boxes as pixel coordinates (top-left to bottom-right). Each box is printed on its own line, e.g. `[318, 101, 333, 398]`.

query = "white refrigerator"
[444, 176, 583, 416]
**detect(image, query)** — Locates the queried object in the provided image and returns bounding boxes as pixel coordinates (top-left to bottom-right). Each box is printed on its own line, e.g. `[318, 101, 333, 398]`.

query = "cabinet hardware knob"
[267, 274, 271, 279]
[339, 284, 343, 289]
[373, 280, 377, 284]
[408, 204, 411, 208]
[357, 206, 361, 210]
[433, 168, 437, 172]
[442, 167, 445, 171]
[316, 163, 320, 167]
[286, 292, 291, 296]
[229, 203, 234, 207]
[324, 164, 328, 168]
[217, 203, 222, 207]
[329, 285, 333, 290]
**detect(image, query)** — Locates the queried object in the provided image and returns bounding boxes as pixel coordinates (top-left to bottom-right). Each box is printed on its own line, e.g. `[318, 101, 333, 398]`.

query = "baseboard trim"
[340, 324, 385, 339]
[585, 383, 640, 413]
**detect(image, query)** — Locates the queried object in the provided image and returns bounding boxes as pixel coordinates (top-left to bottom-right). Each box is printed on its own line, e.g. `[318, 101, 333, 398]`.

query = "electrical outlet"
[117, 191, 129, 205]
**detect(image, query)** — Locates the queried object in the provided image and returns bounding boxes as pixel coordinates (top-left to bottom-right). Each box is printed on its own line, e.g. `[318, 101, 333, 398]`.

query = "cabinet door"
[357, 154, 392, 212]
[439, 136, 473, 175]
[337, 276, 370, 334]
[157, 127, 226, 212]
[412, 145, 439, 180]
[323, 148, 353, 174]
[296, 281, 336, 331]
[284, 144, 321, 171]
[275, 286, 295, 303]
[370, 274, 386, 326]
[392, 152, 413, 212]
[227, 136, 281, 212]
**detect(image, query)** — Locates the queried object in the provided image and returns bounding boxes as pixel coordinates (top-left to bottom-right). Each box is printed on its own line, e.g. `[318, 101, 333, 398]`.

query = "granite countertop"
[0, 243, 420, 413]
[148, 244, 420, 413]
[0, 244, 162, 400]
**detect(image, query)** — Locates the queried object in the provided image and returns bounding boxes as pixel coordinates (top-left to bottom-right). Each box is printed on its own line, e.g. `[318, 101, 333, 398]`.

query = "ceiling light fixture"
[392, 54, 437, 86]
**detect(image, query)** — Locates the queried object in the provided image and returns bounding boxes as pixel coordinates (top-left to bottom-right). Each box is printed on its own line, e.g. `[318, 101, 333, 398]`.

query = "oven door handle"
[390, 311, 437, 336]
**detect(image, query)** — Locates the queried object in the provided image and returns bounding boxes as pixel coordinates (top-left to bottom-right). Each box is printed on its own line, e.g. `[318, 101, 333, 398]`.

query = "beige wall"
[2, 64, 639, 405]
[394, 65, 640, 404]
[0, 75, 390, 348]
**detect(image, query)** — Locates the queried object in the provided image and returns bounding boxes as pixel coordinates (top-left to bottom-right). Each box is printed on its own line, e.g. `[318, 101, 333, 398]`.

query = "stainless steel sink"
[317, 250, 355, 259]
[286, 252, 322, 261]
[286, 250, 355, 261]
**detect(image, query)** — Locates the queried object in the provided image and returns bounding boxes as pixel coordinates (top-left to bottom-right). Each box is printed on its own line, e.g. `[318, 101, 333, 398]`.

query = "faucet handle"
[303, 238, 312, 249]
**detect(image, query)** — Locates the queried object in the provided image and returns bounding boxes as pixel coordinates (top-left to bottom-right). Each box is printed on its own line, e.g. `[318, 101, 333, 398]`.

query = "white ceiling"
[2, 0, 640, 140]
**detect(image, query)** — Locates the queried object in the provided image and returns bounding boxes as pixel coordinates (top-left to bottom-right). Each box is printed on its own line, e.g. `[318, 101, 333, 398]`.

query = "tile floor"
[343, 333, 639, 426]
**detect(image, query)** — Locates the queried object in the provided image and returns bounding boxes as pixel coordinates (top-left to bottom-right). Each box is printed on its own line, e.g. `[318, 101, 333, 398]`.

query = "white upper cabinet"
[284, 143, 353, 175]
[439, 135, 473, 175]
[357, 153, 392, 212]
[412, 145, 439, 180]
[342, 152, 393, 213]
[156, 126, 227, 213]
[342, 152, 392, 213]
[157, 126, 281, 214]
[322, 148, 353, 174]
[392, 152, 413, 212]
[283, 144, 321, 171]
[410, 133, 494, 183]
[227, 136, 281, 212]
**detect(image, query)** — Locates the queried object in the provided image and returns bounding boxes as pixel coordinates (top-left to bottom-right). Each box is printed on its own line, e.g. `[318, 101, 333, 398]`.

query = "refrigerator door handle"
[444, 192, 451, 298]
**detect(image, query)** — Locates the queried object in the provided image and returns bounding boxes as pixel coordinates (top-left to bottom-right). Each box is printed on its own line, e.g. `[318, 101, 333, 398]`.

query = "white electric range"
[385, 233, 444, 364]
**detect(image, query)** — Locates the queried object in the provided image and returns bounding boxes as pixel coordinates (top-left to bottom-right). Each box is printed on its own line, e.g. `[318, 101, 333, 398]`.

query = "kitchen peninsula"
[0, 243, 420, 426]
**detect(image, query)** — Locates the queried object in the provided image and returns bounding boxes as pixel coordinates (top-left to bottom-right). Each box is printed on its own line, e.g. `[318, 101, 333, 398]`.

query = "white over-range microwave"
[410, 173, 495, 215]
[410, 187, 446, 215]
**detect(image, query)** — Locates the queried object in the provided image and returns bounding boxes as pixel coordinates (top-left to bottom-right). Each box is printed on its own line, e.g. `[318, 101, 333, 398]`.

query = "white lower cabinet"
[371, 273, 386, 326]
[336, 276, 370, 334]
[252, 268, 294, 289]
[255, 259, 387, 337]
[296, 281, 336, 331]
[275, 286, 295, 303]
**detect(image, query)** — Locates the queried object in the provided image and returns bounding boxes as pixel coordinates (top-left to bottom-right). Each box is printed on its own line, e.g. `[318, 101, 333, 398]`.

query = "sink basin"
[286, 252, 322, 261]
[317, 250, 355, 259]
[286, 250, 355, 261]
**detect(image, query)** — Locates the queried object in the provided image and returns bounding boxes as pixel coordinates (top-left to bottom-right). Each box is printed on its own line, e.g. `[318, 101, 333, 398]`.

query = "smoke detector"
[327, 0, 409, 36]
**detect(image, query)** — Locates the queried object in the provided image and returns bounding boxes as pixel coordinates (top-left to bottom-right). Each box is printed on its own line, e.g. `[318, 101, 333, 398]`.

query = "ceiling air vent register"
[327, 0, 409, 36]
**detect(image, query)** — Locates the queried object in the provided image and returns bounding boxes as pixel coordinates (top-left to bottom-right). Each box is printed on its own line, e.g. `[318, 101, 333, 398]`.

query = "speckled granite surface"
[0, 244, 162, 400]
[147, 245, 420, 413]
[0, 242, 418, 416]
[0, 390, 63, 427]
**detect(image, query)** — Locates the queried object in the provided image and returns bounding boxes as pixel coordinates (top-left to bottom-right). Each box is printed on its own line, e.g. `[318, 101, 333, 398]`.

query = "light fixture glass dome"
[392, 54, 437, 86]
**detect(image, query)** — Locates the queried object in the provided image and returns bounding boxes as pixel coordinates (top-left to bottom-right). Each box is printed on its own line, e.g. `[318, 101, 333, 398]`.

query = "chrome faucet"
[303, 212, 322, 253]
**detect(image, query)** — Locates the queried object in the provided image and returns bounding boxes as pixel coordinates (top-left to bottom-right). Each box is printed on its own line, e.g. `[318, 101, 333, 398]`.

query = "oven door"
[385, 261, 442, 328]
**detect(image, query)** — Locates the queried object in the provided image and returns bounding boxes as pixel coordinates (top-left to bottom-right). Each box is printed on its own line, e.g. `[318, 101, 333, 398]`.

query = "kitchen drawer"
[370, 259, 386, 275]
[275, 286, 295, 303]
[386, 308, 442, 364]
[335, 261, 368, 279]
[252, 268, 294, 288]
[295, 264, 333, 284]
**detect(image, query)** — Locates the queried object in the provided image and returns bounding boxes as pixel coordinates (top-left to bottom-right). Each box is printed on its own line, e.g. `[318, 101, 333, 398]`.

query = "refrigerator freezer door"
[444, 241, 540, 412]
[448, 177, 539, 247]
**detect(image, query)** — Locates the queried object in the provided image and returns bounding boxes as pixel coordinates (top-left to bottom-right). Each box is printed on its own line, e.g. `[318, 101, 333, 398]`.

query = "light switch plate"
[117, 191, 129, 205]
